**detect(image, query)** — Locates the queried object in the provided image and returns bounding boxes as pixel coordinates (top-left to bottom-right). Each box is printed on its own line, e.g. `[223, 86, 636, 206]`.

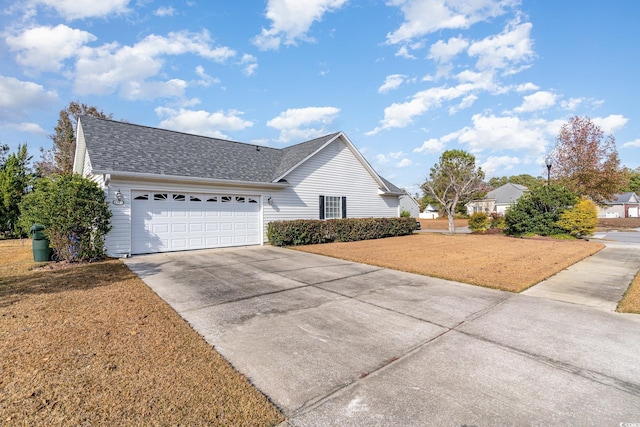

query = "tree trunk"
[447, 213, 456, 233]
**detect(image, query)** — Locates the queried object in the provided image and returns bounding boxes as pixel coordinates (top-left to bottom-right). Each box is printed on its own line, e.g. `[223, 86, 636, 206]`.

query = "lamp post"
[545, 155, 553, 187]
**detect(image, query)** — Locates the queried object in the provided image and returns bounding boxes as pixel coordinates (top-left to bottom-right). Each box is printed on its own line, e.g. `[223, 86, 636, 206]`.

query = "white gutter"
[92, 169, 290, 189]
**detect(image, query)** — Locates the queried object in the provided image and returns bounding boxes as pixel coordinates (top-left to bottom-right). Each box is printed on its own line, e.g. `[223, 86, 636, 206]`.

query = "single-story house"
[597, 192, 639, 218]
[419, 204, 439, 219]
[399, 192, 421, 218]
[466, 183, 528, 215]
[73, 116, 405, 257]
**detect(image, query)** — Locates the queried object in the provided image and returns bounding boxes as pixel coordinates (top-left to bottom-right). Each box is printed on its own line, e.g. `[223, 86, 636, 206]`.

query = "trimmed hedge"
[267, 217, 416, 246]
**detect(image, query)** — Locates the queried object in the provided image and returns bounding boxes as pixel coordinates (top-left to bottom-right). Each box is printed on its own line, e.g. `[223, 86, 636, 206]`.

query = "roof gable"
[485, 183, 528, 204]
[607, 192, 639, 205]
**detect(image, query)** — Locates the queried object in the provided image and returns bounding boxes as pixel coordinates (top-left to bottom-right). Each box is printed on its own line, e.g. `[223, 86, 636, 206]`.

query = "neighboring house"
[419, 204, 439, 219]
[466, 183, 528, 215]
[399, 192, 421, 217]
[597, 192, 640, 218]
[73, 116, 404, 256]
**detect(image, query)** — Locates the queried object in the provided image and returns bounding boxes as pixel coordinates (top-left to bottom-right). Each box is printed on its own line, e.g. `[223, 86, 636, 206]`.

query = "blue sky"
[1, 0, 639, 195]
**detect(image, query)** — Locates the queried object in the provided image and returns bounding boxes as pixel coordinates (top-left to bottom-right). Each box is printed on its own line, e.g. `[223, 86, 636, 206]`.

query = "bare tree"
[422, 149, 485, 233]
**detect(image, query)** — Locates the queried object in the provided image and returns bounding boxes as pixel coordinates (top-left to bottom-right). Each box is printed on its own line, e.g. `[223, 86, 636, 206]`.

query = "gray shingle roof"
[80, 116, 340, 183]
[605, 192, 639, 205]
[485, 183, 528, 204]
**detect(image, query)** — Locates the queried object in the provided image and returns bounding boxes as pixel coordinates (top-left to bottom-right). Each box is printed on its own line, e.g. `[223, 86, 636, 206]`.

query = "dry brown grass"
[0, 239, 284, 426]
[597, 217, 640, 230]
[418, 218, 468, 230]
[295, 233, 604, 293]
[618, 271, 640, 314]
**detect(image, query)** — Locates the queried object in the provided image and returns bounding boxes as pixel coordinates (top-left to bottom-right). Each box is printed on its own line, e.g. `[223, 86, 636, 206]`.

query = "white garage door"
[629, 206, 639, 218]
[131, 191, 261, 254]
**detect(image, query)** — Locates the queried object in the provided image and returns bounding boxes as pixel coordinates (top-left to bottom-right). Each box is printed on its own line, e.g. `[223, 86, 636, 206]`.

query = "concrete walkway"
[523, 242, 640, 310]
[125, 244, 640, 425]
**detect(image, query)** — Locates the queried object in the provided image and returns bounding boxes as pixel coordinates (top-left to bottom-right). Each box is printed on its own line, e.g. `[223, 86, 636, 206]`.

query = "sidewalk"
[522, 242, 640, 311]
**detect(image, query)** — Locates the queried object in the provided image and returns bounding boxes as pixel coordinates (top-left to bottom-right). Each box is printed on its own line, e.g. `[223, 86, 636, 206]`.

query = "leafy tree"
[504, 185, 578, 236]
[36, 101, 112, 176]
[556, 198, 598, 237]
[0, 144, 33, 237]
[488, 174, 544, 191]
[624, 167, 640, 193]
[549, 116, 627, 205]
[421, 149, 485, 232]
[19, 174, 112, 261]
[0, 144, 9, 167]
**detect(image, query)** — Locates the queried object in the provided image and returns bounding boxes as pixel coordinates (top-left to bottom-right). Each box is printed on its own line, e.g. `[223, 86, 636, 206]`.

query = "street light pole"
[545, 155, 553, 186]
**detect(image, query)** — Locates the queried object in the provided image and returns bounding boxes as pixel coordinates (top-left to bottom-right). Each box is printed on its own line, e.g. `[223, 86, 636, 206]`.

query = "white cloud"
[155, 6, 176, 17]
[375, 154, 390, 165]
[513, 90, 557, 113]
[468, 20, 534, 73]
[194, 66, 220, 87]
[480, 155, 521, 175]
[30, 0, 131, 20]
[453, 114, 564, 154]
[0, 75, 58, 111]
[6, 24, 96, 72]
[155, 107, 254, 139]
[449, 94, 478, 114]
[516, 82, 539, 92]
[1, 121, 48, 135]
[622, 138, 640, 148]
[239, 54, 258, 76]
[560, 97, 583, 110]
[74, 30, 236, 99]
[267, 106, 340, 142]
[378, 74, 406, 93]
[368, 70, 497, 134]
[413, 137, 444, 153]
[429, 36, 469, 63]
[396, 158, 413, 167]
[389, 151, 406, 159]
[386, 0, 515, 45]
[253, 0, 347, 50]
[592, 114, 628, 134]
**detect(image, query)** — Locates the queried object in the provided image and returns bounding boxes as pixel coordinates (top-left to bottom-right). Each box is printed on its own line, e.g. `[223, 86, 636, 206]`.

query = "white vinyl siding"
[263, 138, 398, 225]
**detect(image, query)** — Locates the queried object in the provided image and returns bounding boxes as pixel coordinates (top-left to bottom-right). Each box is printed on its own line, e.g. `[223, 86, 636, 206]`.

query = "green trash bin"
[30, 224, 52, 262]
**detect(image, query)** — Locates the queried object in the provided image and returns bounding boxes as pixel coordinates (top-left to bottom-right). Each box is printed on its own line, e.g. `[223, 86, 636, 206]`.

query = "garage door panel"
[132, 192, 261, 254]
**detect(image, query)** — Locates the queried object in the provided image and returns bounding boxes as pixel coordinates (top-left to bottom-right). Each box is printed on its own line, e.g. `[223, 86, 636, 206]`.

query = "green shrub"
[489, 212, 505, 230]
[555, 198, 598, 237]
[19, 174, 112, 261]
[400, 209, 411, 218]
[504, 185, 578, 236]
[267, 217, 416, 246]
[468, 212, 490, 233]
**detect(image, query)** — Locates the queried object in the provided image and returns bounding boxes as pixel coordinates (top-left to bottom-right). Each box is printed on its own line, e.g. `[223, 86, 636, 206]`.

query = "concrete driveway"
[125, 246, 640, 426]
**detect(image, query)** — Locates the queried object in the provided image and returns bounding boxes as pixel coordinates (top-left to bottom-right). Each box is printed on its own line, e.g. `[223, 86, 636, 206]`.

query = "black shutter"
[319, 195, 325, 219]
[341, 196, 347, 218]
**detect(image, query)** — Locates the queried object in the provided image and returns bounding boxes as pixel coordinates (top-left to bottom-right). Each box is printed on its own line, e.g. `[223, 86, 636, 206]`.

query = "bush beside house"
[267, 217, 416, 246]
[19, 174, 112, 261]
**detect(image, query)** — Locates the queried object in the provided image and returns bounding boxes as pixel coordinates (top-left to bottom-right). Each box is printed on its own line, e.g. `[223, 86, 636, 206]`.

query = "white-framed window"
[319, 195, 346, 219]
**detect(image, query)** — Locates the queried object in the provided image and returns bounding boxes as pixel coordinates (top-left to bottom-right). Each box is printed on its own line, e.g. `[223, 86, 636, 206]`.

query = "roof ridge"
[79, 115, 281, 152]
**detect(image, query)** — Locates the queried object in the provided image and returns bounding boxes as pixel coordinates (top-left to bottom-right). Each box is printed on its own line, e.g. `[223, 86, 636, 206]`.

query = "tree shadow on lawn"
[0, 260, 138, 307]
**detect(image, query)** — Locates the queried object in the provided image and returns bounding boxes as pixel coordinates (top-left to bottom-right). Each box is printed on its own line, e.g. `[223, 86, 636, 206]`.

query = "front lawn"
[0, 239, 284, 426]
[295, 233, 604, 293]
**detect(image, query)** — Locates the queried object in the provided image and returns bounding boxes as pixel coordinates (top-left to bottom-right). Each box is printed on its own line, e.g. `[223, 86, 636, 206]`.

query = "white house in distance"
[598, 192, 640, 218]
[399, 192, 421, 217]
[466, 183, 528, 215]
[73, 116, 405, 257]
